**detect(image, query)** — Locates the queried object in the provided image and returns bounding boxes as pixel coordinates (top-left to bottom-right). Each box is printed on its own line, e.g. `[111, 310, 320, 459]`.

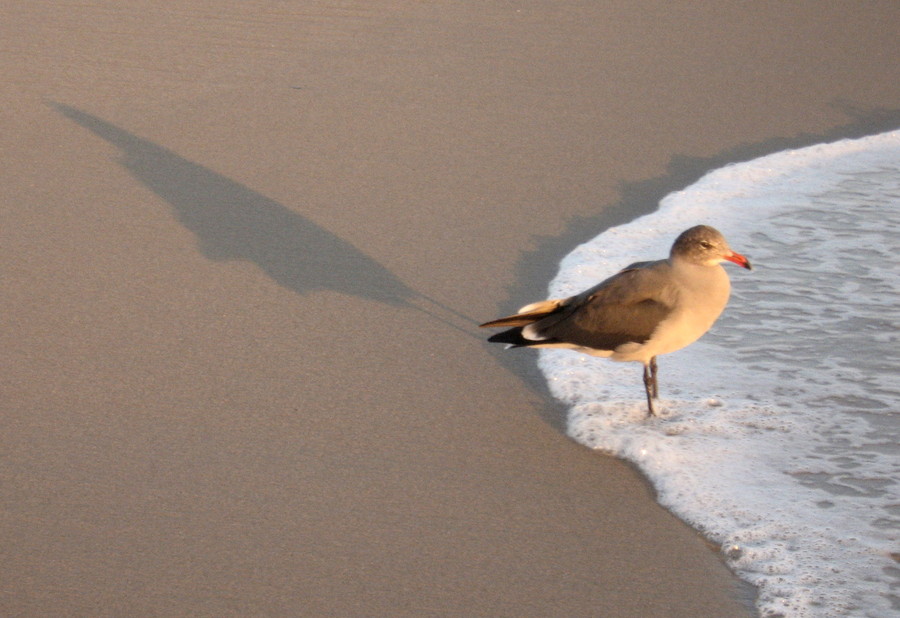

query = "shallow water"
[540, 130, 900, 616]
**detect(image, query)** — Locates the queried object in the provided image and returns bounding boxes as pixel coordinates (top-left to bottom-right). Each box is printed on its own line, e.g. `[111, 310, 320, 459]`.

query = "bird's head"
[671, 225, 752, 270]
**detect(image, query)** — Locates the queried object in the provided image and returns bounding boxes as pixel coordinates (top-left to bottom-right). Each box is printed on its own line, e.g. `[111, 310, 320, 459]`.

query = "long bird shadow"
[53, 103, 419, 308]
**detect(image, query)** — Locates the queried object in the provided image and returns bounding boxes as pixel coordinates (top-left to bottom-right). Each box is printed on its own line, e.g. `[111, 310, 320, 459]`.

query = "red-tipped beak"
[724, 251, 752, 270]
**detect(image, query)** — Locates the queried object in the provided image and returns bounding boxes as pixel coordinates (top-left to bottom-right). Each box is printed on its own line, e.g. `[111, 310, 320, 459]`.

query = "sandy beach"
[3, 2, 898, 616]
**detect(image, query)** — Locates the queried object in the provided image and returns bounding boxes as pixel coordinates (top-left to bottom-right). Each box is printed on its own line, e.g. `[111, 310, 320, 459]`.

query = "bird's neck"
[670, 257, 730, 290]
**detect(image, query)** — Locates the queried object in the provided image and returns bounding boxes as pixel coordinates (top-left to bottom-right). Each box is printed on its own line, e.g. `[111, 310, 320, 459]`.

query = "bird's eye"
[700, 241, 713, 249]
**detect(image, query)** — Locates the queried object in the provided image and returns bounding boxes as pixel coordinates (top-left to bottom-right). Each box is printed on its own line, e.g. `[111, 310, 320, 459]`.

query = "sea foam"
[540, 130, 900, 617]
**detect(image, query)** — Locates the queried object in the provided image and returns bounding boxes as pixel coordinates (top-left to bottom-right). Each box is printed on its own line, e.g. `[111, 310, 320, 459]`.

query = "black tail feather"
[487, 327, 533, 347]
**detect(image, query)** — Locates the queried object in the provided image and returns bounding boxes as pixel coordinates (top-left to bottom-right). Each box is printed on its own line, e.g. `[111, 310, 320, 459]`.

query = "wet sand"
[3, 2, 899, 615]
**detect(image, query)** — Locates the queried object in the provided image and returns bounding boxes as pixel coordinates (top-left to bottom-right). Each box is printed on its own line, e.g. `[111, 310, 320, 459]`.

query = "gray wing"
[533, 260, 677, 351]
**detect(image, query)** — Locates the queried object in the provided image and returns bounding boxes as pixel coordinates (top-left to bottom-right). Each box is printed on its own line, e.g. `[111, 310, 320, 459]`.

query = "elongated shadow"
[53, 103, 414, 307]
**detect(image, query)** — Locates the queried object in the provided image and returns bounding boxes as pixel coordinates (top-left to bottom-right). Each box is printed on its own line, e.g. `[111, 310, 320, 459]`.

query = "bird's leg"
[649, 356, 659, 399]
[642, 363, 656, 416]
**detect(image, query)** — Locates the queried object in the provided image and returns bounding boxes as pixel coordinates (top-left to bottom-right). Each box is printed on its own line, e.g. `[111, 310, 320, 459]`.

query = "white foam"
[540, 130, 900, 616]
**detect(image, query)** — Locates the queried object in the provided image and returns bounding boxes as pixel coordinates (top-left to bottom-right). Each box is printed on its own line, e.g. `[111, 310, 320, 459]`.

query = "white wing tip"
[522, 323, 549, 341]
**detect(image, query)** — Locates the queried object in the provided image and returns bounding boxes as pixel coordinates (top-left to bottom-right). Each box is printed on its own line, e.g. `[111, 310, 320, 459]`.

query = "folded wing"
[480, 261, 677, 352]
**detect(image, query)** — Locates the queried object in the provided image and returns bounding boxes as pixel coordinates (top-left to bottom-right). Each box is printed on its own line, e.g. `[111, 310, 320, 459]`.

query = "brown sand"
[2, 2, 898, 616]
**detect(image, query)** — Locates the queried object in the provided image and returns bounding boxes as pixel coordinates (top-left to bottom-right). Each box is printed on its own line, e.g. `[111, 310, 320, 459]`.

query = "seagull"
[480, 225, 752, 416]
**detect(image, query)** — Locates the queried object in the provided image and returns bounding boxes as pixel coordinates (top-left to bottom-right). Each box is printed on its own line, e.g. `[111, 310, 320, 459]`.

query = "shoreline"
[502, 107, 900, 327]
[544, 128, 900, 614]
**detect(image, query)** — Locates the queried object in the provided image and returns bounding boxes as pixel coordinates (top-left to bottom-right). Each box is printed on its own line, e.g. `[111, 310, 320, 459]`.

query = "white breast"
[612, 264, 731, 364]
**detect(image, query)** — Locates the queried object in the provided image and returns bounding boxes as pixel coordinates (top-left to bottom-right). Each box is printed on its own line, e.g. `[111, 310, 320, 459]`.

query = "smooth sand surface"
[3, 2, 899, 616]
